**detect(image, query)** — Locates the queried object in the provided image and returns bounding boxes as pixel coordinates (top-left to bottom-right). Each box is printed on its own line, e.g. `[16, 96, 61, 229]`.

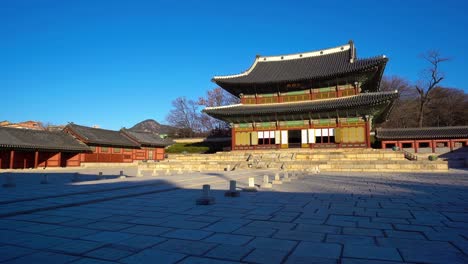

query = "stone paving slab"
[0, 169, 467, 263]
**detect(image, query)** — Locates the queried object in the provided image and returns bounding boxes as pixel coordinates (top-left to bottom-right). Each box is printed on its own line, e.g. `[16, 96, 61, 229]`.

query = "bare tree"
[378, 76, 419, 128]
[198, 87, 239, 133]
[166, 97, 201, 137]
[415, 51, 449, 127]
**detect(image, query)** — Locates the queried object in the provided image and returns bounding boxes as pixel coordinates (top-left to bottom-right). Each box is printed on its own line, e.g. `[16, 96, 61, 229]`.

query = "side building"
[0, 127, 90, 169]
[204, 41, 397, 150]
[64, 123, 171, 163]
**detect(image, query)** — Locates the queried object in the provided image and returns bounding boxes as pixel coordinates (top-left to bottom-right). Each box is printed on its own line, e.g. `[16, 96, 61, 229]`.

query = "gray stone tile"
[342, 227, 383, 236]
[232, 226, 276, 237]
[70, 258, 116, 264]
[384, 230, 425, 239]
[376, 237, 454, 249]
[205, 244, 253, 261]
[85, 221, 134, 231]
[285, 255, 338, 264]
[6, 251, 79, 264]
[247, 237, 297, 251]
[154, 239, 217, 255]
[120, 248, 186, 264]
[114, 235, 167, 250]
[326, 234, 375, 246]
[295, 224, 341, 234]
[243, 248, 289, 264]
[203, 221, 246, 233]
[0, 245, 36, 262]
[50, 239, 105, 255]
[203, 233, 253, 246]
[399, 246, 468, 264]
[289, 241, 342, 259]
[189, 215, 223, 223]
[162, 229, 213, 240]
[273, 229, 324, 242]
[85, 245, 135, 261]
[179, 256, 240, 264]
[159, 219, 211, 229]
[46, 226, 100, 239]
[121, 225, 172, 236]
[82, 231, 135, 243]
[245, 220, 295, 230]
[341, 258, 404, 264]
[343, 245, 402, 261]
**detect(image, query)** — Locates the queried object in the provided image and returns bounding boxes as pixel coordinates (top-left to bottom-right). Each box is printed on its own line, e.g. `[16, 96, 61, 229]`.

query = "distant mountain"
[129, 119, 177, 135]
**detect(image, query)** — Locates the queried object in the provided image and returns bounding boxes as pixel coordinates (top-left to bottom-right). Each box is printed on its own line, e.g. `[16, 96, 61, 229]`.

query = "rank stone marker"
[152, 169, 158, 176]
[196, 184, 216, 205]
[119, 170, 126, 179]
[272, 173, 283, 184]
[136, 168, 143, 177]
[71, 173, 80, 182]
[243, 177, 258, 192]
[3, 173, 15, 188]
[283, 171, 291, 182]
[261, 175, 273, 188]
[225, 180, 240, 197]
[40, 174, 49, 184]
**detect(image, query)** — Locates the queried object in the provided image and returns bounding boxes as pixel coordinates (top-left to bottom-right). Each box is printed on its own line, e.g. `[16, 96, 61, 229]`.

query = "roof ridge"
[213, 41, 354, 81]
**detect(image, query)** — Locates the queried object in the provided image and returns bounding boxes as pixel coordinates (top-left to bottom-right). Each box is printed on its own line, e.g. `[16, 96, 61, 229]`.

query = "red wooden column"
[431, 140, 435, 153]
[34, 151, 39, 168]
[414, 140, 418, 153]
[365, 119, 371, 148]
[231, 127, 236, 151]
[57, 152, 62, 167]
[9, 150, 14, 169]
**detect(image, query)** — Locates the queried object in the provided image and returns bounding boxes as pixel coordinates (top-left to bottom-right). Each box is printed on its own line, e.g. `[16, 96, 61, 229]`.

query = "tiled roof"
[213, 41, 388, 95]
[204, 91, 398, 122]
[376, 126, 468, 140]
[66, 124, 140, 147]
[121, 129, 174, 147]
[0, 127, 90, 151]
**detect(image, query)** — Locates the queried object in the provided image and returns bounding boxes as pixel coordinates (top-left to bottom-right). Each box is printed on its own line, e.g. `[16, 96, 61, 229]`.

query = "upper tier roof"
[212, 41, 388, 96]
[65, 124, 140, 148]
[376, 126, 468, 140]
[0, 126, 90, 152]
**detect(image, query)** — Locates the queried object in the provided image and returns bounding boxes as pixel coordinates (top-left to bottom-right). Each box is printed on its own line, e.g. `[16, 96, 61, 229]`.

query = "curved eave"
[0, 144, 90, 152]
[204, 91, 398, 123]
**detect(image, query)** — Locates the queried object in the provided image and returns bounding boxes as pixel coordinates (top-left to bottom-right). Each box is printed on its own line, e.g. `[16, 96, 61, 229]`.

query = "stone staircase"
[140, 148, 448, 173]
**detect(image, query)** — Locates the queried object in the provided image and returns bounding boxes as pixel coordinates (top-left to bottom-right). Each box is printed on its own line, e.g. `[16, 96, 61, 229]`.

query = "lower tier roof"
[204, 91, 398, 123]
[376, 126, 468, 140]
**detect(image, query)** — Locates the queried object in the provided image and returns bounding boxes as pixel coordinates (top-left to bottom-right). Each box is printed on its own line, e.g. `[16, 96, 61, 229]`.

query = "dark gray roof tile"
[0, 127, 90, 152]
[66, 124, 139, 147]
[376, 126, 468, 140]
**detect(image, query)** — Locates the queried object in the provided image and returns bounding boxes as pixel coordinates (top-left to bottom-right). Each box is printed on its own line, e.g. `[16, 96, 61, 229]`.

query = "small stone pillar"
[243, 177, 257, 192]
[3, 173, 15, 188]
[165, 169, 171, 175]
[315, 165, 320, 174]
[261, 175, 272, 188]
[151, 169, 158, 176]
[272, 172, 283, 184]
[225, 180, 240, 197]
[196, 184, 216, 205]
[177, 168, 183, 174]
[225, 165, 231, 172]
[71, 172, 80, 182]
[40, 174, 49, 184]
[119, 170, 126, 179]
[136, 168, 143, 177]
[283, 171, 291, 182]
[290, 171, 298, 180]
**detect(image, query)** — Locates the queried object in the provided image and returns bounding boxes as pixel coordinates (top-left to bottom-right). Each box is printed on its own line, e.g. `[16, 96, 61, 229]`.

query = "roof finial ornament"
[349, 40, 356, 63]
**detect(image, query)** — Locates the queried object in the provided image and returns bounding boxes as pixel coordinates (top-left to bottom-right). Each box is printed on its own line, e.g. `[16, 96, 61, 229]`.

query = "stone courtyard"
[0, 168, 467, 263]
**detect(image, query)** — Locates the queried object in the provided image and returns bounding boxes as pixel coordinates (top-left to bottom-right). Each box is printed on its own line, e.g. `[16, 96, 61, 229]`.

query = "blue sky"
[2, 0, 467, 130]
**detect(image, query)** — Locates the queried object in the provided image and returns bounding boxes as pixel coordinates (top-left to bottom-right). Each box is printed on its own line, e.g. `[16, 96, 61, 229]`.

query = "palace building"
[204, 41, 398, 150]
